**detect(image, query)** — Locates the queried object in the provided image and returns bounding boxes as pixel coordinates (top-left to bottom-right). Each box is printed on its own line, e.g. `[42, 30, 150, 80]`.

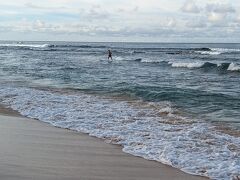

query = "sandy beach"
[0, 107, 207, 180]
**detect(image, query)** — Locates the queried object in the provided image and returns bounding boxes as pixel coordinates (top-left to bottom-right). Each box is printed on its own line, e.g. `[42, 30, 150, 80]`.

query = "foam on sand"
[0, 114, 206, 180]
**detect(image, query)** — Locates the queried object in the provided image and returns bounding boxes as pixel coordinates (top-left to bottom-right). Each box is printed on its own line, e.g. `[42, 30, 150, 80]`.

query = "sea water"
[0, 41, 239, 179]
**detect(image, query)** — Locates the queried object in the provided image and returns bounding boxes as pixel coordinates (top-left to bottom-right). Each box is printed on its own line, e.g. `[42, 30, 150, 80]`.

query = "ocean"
[0, 41, 239, 179]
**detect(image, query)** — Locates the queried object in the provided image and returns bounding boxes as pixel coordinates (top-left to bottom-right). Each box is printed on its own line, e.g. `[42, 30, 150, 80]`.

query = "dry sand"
[0, 109, 207, 180]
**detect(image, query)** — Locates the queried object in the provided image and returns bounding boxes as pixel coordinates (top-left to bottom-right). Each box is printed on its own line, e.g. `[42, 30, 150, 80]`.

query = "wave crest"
[166, 61, 240, 73]
[169, 62, 205, 68]
[227, 63, 240, 71]
[0, 43, 52, 48]
[195, 48, 240, 55]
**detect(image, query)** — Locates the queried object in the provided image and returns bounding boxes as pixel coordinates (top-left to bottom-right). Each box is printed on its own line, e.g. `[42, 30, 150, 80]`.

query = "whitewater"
[0, 42, 239, 180]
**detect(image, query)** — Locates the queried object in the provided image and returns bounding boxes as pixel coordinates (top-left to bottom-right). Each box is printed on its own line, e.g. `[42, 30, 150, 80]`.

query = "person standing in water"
[108, 49, 112, 60]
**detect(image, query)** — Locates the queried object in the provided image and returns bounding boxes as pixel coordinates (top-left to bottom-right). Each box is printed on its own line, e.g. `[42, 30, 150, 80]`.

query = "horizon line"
[0, 40, 240, 44]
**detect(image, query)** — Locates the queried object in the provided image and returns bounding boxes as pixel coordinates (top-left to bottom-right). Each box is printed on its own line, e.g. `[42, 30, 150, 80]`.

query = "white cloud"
[181, 0, 201, 13]
[186, 19, 207, 28]
[0, 0, 240, 42]
[80, 5, 110, 20]
[207, 12, 225, 22]
[237, 15, 240, 22]
[12, 19, 56, 32]
[206, 3, 235, 14]
[166, 18, 177, 27]
[205, 3, 236, 26]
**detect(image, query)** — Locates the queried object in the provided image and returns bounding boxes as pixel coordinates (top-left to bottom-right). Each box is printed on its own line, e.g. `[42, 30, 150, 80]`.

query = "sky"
[0, 0, 240, 42]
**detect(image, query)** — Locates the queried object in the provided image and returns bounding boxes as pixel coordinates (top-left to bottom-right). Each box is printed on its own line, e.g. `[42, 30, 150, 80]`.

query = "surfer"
[108, 49, 112, 60]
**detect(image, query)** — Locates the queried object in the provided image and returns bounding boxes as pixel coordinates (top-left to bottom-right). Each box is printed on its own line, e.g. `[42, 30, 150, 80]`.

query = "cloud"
[186, 19, 207, 28]
[207, 12, 225, 22]
[24, 2, 77, 14]
[81, 5, 110, 20]
[117, 6, 139, 14]
[133, 6, 139, 12]
[1, 0, 240, 42]
[166, 18, 177, 27]
[206, 3, 235, 14]
[205, 3, 236, 24]
[181, 0, 201, 13]
[25, 2, 51, 9]
[0, 25, 12, 32]
[236, 15, 240, 23]
[0, 18, 180, 39]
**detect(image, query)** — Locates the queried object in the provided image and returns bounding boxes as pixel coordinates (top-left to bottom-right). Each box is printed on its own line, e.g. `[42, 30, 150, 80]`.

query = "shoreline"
[0, 107, 207, 180]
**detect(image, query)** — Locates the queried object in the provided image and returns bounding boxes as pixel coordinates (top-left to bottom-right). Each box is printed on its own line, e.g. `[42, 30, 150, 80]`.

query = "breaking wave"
[0, 86, 239, 180]
[195, 48, 240, 55]
[169, 62, 205, 68]
[0, 43, 52, 48]
[167, 61, 240, 72]
[122, 58, 240, 73]
[130, 47, 240, 56]
[227, 63, 240, 71]
[0, 41, 240, 180]
[1, 43, 240, 58]
[54, 44, 109, 48]
[0, 43, 109, 51]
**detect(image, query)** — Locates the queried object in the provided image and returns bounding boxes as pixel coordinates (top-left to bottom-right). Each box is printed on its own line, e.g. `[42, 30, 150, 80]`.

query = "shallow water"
[0, 42, 239, 179]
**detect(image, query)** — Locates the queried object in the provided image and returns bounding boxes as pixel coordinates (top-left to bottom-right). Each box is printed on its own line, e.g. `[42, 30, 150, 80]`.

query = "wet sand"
[0, 108, 207, 180]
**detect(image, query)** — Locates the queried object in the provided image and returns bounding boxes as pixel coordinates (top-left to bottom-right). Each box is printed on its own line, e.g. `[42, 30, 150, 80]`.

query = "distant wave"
[227, 63, 240, 71]
[130, 47, 238, 56]
[169, 62, 205, 68]
[132, 50, 146, 54]
[131, 47, 211, 54]
[115, 56, 124, 61]
[0, 43, 109, 50]
[2, 44, 240, 57]
[55, 44, 109, 48]
[2, 43, 240, 64]
[0, 43, 52, 48]
[168, 61, 240, 72]
[192, 47, 211, 51]
[142, 47, 240, 55]
[137, 59, 240, 72]
[120, 58, 240, 73]
[211, 48, 240, 53]
[195, 48, 240, 55]
[130, 47, 240, 56]
[140, 59, 166, 63]
[195, 51, 221, 55]
[169, 61, 222, 69]
[134, 58, 142, 62]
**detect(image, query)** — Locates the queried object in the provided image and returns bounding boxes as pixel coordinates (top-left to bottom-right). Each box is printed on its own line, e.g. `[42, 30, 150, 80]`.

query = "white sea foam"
[141, 59, 163, 63]
[0, 43, 52, 48]
[115, 56, 124, 61]
[0, 86, 239, 180]
[227, 63, 240, 72]
[195, 48, 240, 55]
[211, 48, 240, 53]
[196, 51, 221, 55]
[170, 62, 204, 68]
